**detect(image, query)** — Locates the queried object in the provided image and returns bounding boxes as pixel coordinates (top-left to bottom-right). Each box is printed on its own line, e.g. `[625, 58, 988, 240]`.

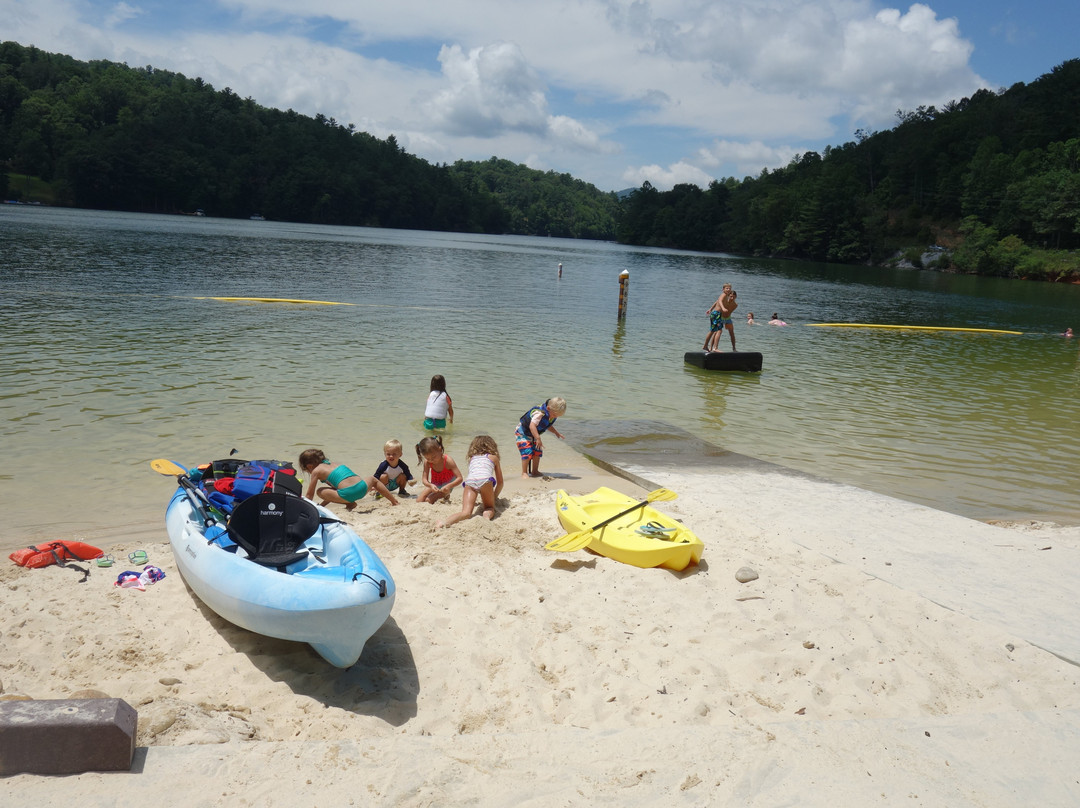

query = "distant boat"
[249, 213, 266, 221]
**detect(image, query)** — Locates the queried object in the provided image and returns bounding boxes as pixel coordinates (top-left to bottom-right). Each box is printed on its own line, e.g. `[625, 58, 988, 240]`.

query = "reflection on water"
[682, 363, 762, 431]
[612, 320, 627, 359]
[2, 205, 1080, 548]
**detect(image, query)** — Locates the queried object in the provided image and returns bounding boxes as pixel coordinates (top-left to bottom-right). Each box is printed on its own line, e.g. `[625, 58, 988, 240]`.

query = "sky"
[2, 0, 1077, 192]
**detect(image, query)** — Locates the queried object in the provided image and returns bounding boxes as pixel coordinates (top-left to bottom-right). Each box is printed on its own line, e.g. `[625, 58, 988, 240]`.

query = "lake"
[2, 205, 1078, 549]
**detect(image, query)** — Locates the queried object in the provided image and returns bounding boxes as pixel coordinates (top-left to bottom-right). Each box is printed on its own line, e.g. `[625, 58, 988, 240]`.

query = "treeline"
[618, 60, 1080, 281]
[0, 42, 618, 238]
[449, 158, 621, 240]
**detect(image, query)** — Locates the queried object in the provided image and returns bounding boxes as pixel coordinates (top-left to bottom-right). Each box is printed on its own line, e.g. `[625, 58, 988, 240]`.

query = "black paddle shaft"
[589, 499, 650, 532]
[178, 475, 217, 527]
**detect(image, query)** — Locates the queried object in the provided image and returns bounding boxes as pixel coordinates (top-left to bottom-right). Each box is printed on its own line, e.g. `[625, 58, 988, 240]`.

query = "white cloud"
[622, 161, 715, 191]
[699, 139, 803, 180]
[547, 115, 616, 153]
[427, 42, 549, 137]
[623, 138, 803, 191]
[105, 3, 142, 28]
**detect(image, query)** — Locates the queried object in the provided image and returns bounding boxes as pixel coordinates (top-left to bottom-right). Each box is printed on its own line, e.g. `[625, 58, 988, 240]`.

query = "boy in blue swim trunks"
[299, 448, 398, 510]
[704, 284, 737, 352]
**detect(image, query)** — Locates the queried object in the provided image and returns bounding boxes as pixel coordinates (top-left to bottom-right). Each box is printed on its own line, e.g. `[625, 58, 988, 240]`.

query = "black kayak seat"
[227, 492, 321, 568]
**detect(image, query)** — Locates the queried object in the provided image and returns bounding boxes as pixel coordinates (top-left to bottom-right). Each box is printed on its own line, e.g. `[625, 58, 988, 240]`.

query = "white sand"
[3, 441, 1080, 805]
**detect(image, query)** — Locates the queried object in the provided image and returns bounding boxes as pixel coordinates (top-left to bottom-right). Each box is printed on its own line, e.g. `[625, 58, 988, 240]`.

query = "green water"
[3, 205, 1079, 547]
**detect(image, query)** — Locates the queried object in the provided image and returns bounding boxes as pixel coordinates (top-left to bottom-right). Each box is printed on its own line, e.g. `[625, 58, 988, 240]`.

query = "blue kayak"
[165, 482, 395, 668]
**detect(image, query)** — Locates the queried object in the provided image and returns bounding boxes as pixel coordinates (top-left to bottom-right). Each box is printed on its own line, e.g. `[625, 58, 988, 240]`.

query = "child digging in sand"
[375, 439, 414, 498]
[437, 435, 503, 528]
[299, 448, 398, 509]
[415, 435, 463, 504]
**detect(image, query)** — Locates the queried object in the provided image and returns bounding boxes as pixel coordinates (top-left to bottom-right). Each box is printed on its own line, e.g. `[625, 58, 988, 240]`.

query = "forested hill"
[618, 59, 1080, 281]
[449, 158, 621, 240]
[0, 41, 618, 239]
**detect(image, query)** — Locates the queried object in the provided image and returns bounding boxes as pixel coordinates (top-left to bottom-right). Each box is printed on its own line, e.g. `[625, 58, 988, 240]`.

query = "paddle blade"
[150, 458, 187, 476]
[544, 531, 593, 552]
[645, 488, 677, 503]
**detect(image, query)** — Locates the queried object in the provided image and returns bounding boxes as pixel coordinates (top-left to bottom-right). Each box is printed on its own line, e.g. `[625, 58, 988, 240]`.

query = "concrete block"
[0, 698, 137, 775]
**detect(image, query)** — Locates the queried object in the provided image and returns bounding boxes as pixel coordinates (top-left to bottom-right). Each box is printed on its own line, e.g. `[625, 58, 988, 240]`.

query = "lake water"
[3, 205, 1079, 549]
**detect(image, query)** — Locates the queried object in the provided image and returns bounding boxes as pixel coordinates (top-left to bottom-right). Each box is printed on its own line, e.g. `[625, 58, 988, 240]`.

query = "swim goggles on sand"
[114, 565, 166, 590]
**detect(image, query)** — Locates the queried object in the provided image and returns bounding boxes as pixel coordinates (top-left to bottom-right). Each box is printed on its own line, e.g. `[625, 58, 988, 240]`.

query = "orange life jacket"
[9, 540, 104, 568]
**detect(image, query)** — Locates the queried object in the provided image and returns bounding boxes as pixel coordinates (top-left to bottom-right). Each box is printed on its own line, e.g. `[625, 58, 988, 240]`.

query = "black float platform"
[684, 351, 763, 372]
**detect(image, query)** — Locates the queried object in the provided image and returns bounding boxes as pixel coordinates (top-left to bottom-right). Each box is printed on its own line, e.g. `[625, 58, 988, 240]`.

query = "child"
[415, 436, 463, 504]
[298, 448, 398, 510]
[768, 313, 787, 326]
[437, 436, 503, 527]
[375, 439, 414, 497]
[424, 375, 454, 430]
[746, 312, 756, 325]
[515, 397, 566, 478]
[705, 284, 737, 352]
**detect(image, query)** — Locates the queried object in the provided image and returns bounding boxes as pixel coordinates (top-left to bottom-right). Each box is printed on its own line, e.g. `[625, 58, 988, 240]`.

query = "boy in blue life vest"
[515, 397, 567, 478]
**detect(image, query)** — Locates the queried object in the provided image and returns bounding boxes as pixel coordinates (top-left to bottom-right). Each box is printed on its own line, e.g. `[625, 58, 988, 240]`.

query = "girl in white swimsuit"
[437, 435, 503, 528]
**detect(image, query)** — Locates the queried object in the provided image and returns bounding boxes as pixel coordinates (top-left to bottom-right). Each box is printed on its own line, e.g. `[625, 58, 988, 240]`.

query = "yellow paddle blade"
[544, 488, 678, 553]
[645, 488, 678, 503]
[544, 531, 593, 552]
[150, 458, 187, 476]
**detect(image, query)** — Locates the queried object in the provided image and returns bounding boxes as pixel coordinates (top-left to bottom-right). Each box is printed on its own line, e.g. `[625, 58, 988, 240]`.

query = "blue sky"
[2, 1, 1076, 191]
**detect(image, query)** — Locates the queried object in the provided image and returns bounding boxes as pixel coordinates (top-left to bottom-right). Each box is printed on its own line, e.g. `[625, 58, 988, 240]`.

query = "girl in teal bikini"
[298, 448, 398, 509]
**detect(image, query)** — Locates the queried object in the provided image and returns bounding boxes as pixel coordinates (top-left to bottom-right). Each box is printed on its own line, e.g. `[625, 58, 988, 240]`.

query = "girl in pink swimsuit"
[415, 436, 463, 504]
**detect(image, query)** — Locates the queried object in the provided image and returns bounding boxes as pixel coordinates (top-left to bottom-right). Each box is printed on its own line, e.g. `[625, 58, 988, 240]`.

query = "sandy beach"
[3, 440, 1080, 805]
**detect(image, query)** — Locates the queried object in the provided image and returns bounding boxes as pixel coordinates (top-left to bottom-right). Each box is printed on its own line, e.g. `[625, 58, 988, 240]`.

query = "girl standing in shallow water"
[437, 435, 503, 528]
[424, 375, 454, 430]
[415, 436, 463, 504]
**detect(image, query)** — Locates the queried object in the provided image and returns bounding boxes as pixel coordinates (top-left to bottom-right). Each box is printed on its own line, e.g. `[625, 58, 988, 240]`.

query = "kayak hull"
[165, 487, 395, 667]
[555, 487, 704, 571]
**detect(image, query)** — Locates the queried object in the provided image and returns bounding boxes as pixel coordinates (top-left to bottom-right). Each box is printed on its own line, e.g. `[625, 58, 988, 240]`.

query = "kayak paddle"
[151, 459, 226, 525]
[545, 488, 678, 552]
[176, 475, 223, 527]
[150, 458, 188, 476]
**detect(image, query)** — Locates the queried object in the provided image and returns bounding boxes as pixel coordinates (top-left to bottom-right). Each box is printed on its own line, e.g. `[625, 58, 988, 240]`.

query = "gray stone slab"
[0, 698, 137, 775]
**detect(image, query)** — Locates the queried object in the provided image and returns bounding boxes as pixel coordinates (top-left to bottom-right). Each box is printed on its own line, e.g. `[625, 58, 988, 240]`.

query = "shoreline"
[4, 441, 1080, 803]
[19, 418, 1080, 557]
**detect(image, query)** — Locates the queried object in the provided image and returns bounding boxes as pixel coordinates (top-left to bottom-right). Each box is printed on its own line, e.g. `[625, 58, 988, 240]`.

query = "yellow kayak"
[555, 487, 704, 571]
[808, 323, 1022, 335]
[197, 296, 354, 306]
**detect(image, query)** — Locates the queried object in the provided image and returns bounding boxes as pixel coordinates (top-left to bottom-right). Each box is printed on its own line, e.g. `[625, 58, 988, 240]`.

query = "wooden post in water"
[617, 269, 629, 319]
